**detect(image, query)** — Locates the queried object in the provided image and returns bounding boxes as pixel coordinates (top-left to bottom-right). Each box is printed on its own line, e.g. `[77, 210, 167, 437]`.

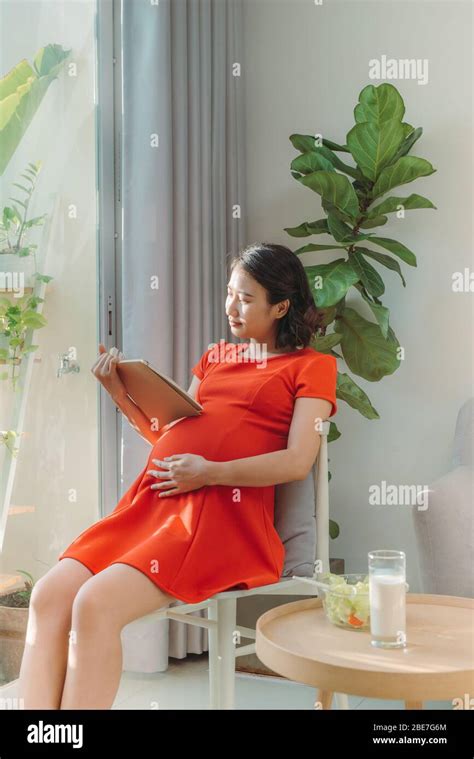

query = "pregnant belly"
[149, 412, 285, 462]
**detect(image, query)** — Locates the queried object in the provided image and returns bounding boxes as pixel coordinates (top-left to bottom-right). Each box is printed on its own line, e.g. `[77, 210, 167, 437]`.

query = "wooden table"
[255, 593, 474, 709]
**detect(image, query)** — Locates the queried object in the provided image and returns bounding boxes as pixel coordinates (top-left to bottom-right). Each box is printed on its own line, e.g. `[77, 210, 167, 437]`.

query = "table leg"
[315, 690, 334, 709]
[405, 701, 423, 709]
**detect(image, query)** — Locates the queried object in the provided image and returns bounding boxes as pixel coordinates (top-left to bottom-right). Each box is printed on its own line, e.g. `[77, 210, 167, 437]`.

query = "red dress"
[58, 341, 338, 603]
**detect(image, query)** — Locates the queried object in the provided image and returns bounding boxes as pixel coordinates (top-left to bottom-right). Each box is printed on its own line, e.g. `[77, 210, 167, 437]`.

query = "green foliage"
[286, 82, 436, 411]
[0, 293, 46, 388]
[0, 161, 47, 259]
[0, 44, 71, 175]
[285, 83, 437, 538]
[0, 162, 52, 389]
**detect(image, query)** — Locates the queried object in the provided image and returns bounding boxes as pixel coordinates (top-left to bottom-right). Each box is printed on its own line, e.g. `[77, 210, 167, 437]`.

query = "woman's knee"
[70, 569, 174, 632]
[29, 574, 65, 618]
[71, 579, 115, 630]
[29, 561, 92, 618]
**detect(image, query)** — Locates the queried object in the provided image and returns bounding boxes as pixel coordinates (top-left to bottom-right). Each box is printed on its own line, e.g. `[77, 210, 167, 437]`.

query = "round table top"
[255, 593, 474, 701]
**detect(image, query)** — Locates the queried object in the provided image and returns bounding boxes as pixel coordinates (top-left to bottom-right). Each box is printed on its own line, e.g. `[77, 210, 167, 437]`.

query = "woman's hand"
[147, 453, 210, 497]
[91, 343, 127, 402]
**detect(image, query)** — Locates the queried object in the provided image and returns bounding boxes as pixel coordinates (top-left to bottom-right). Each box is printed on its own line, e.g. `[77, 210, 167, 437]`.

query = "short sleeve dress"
[58, 341, 337, 603]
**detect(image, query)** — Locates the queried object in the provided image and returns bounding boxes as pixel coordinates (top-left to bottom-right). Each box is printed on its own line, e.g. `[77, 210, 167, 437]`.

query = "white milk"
[369, 573, 406, 639]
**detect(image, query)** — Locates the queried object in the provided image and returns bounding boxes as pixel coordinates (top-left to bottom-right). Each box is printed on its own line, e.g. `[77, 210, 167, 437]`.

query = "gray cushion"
[274, 468, 316, 577]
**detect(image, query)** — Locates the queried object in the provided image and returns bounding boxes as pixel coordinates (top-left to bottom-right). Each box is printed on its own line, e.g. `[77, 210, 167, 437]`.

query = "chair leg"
[207, 597, 237, 709]
[207, 600, 220, 709]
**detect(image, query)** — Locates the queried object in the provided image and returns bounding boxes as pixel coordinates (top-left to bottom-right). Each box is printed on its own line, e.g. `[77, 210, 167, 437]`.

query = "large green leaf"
[346, 118, 406, 181]
[335, 371, 380, 419]
[290, 152, 335, 175]
[284, 219, 329, 237]
[355, 246, 406, 287]
[367, 193, 436, 218]
[370, 236, 417, 266]
[337, 307, 401, 381]
[354, 83, 405, 125]
[289, 134, 360, 179]
[316, 305, 338, 327]
[0, 44, 71, 175]
[306, 259, 359, 308]
[322, 138, 351, 153]
[328, 421, 341, 442]
[327, 213, 354, 242]
[289, 133, 322, 153]
[298, 171, 360, 220]
[359, 215, 388, 229]
[21, 311, 47, 329]
[312, 332, 342, 352]
[313, 145, 361, 180]
[372, 156, 436, 198]
[294, 243, 347, 254]
[322, 199, 355, 225]
[355, 284, 390, 338]
[349, 250, 385, 297]
[392, 126, 423, 163]
[327, 213, 374, 243]
[329, 518, 340, 538]
[290, 134, 360, 179]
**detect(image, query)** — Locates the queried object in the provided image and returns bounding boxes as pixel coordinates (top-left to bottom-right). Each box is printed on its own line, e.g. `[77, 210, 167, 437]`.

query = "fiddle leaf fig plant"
[287, 82, 436, 399]
[285, 83, 437, 539]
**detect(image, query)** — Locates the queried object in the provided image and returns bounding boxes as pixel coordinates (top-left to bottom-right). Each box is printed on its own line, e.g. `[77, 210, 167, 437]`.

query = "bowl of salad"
[315, 573, 371, 630]
[292, 572, 371, 630]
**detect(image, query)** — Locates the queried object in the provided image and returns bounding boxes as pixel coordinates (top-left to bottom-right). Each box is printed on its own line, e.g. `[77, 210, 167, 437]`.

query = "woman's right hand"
[91, 343, 127, 402]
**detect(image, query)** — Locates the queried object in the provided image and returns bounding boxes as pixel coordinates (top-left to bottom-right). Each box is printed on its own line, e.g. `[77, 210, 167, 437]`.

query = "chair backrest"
[274, 421, 330, 578]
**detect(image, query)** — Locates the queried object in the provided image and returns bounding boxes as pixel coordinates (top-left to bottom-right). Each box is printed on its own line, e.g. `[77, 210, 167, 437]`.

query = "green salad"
[320, 573, 370, 628]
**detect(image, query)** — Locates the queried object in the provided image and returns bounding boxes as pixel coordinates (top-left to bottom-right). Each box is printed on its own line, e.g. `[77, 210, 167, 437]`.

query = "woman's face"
[225, 265, 289, 346]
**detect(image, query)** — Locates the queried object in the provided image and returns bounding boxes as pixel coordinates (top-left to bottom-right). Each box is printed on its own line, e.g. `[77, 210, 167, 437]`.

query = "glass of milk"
[368, 550, 407, 649]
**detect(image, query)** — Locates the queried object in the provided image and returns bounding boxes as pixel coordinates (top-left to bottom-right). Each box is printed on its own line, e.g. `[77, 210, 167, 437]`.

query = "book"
[115, 358, 203, 430]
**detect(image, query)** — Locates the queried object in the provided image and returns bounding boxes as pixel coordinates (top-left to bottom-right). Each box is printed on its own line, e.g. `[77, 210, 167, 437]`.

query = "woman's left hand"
[147, 454, 210, 497]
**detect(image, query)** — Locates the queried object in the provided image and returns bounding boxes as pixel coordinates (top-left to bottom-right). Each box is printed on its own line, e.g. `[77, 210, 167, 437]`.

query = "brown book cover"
[115, 359, 203, 429]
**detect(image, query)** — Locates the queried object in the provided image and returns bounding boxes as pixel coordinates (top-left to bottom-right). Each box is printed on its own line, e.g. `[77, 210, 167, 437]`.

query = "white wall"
[242, 0, 473, 590]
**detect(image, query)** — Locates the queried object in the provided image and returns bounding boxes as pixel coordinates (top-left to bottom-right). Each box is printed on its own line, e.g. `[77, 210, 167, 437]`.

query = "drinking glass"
[368, 550, 407, 649]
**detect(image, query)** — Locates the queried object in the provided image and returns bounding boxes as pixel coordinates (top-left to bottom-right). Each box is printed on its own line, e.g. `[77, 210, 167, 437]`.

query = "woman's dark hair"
[228, 242, 319, 350]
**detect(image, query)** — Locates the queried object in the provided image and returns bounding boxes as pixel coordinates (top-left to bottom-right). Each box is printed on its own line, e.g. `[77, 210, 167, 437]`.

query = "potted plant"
[0, 44, 70, 391]
[0, 161, 48, 289]
[0, 569, 35, 684]
[286, 82, 437, 538]
[0, 293, 47, 390]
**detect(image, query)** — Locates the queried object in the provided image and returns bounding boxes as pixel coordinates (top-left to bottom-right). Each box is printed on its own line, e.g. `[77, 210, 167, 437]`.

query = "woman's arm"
[207, 448, 303, 487]
[113, 391, 162, 446]
[206, 397, 333, 487]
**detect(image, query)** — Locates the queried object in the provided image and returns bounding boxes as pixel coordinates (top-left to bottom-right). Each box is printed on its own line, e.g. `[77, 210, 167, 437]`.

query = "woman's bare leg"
[17, 558, 93, 709]
[59, 563, 175, 710]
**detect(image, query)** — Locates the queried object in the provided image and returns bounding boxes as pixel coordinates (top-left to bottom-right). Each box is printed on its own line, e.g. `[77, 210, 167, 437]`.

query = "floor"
[0, 655, 454, 709]
[103, 655, 454, 710]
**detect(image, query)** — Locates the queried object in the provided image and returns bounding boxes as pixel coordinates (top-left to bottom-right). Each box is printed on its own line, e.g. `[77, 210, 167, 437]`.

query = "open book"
[115, 359, 203, 430]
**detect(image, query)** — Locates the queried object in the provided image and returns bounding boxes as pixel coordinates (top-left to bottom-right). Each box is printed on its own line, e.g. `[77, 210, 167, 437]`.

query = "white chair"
[137, 420, 349, 709]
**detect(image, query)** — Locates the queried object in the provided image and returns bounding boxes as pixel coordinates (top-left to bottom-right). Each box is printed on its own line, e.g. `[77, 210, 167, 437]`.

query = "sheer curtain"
[119, 0, 247, 671]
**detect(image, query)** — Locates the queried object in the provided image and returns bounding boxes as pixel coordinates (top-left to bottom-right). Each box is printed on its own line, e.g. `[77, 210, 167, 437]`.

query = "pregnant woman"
[18, 242, 337, 709]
